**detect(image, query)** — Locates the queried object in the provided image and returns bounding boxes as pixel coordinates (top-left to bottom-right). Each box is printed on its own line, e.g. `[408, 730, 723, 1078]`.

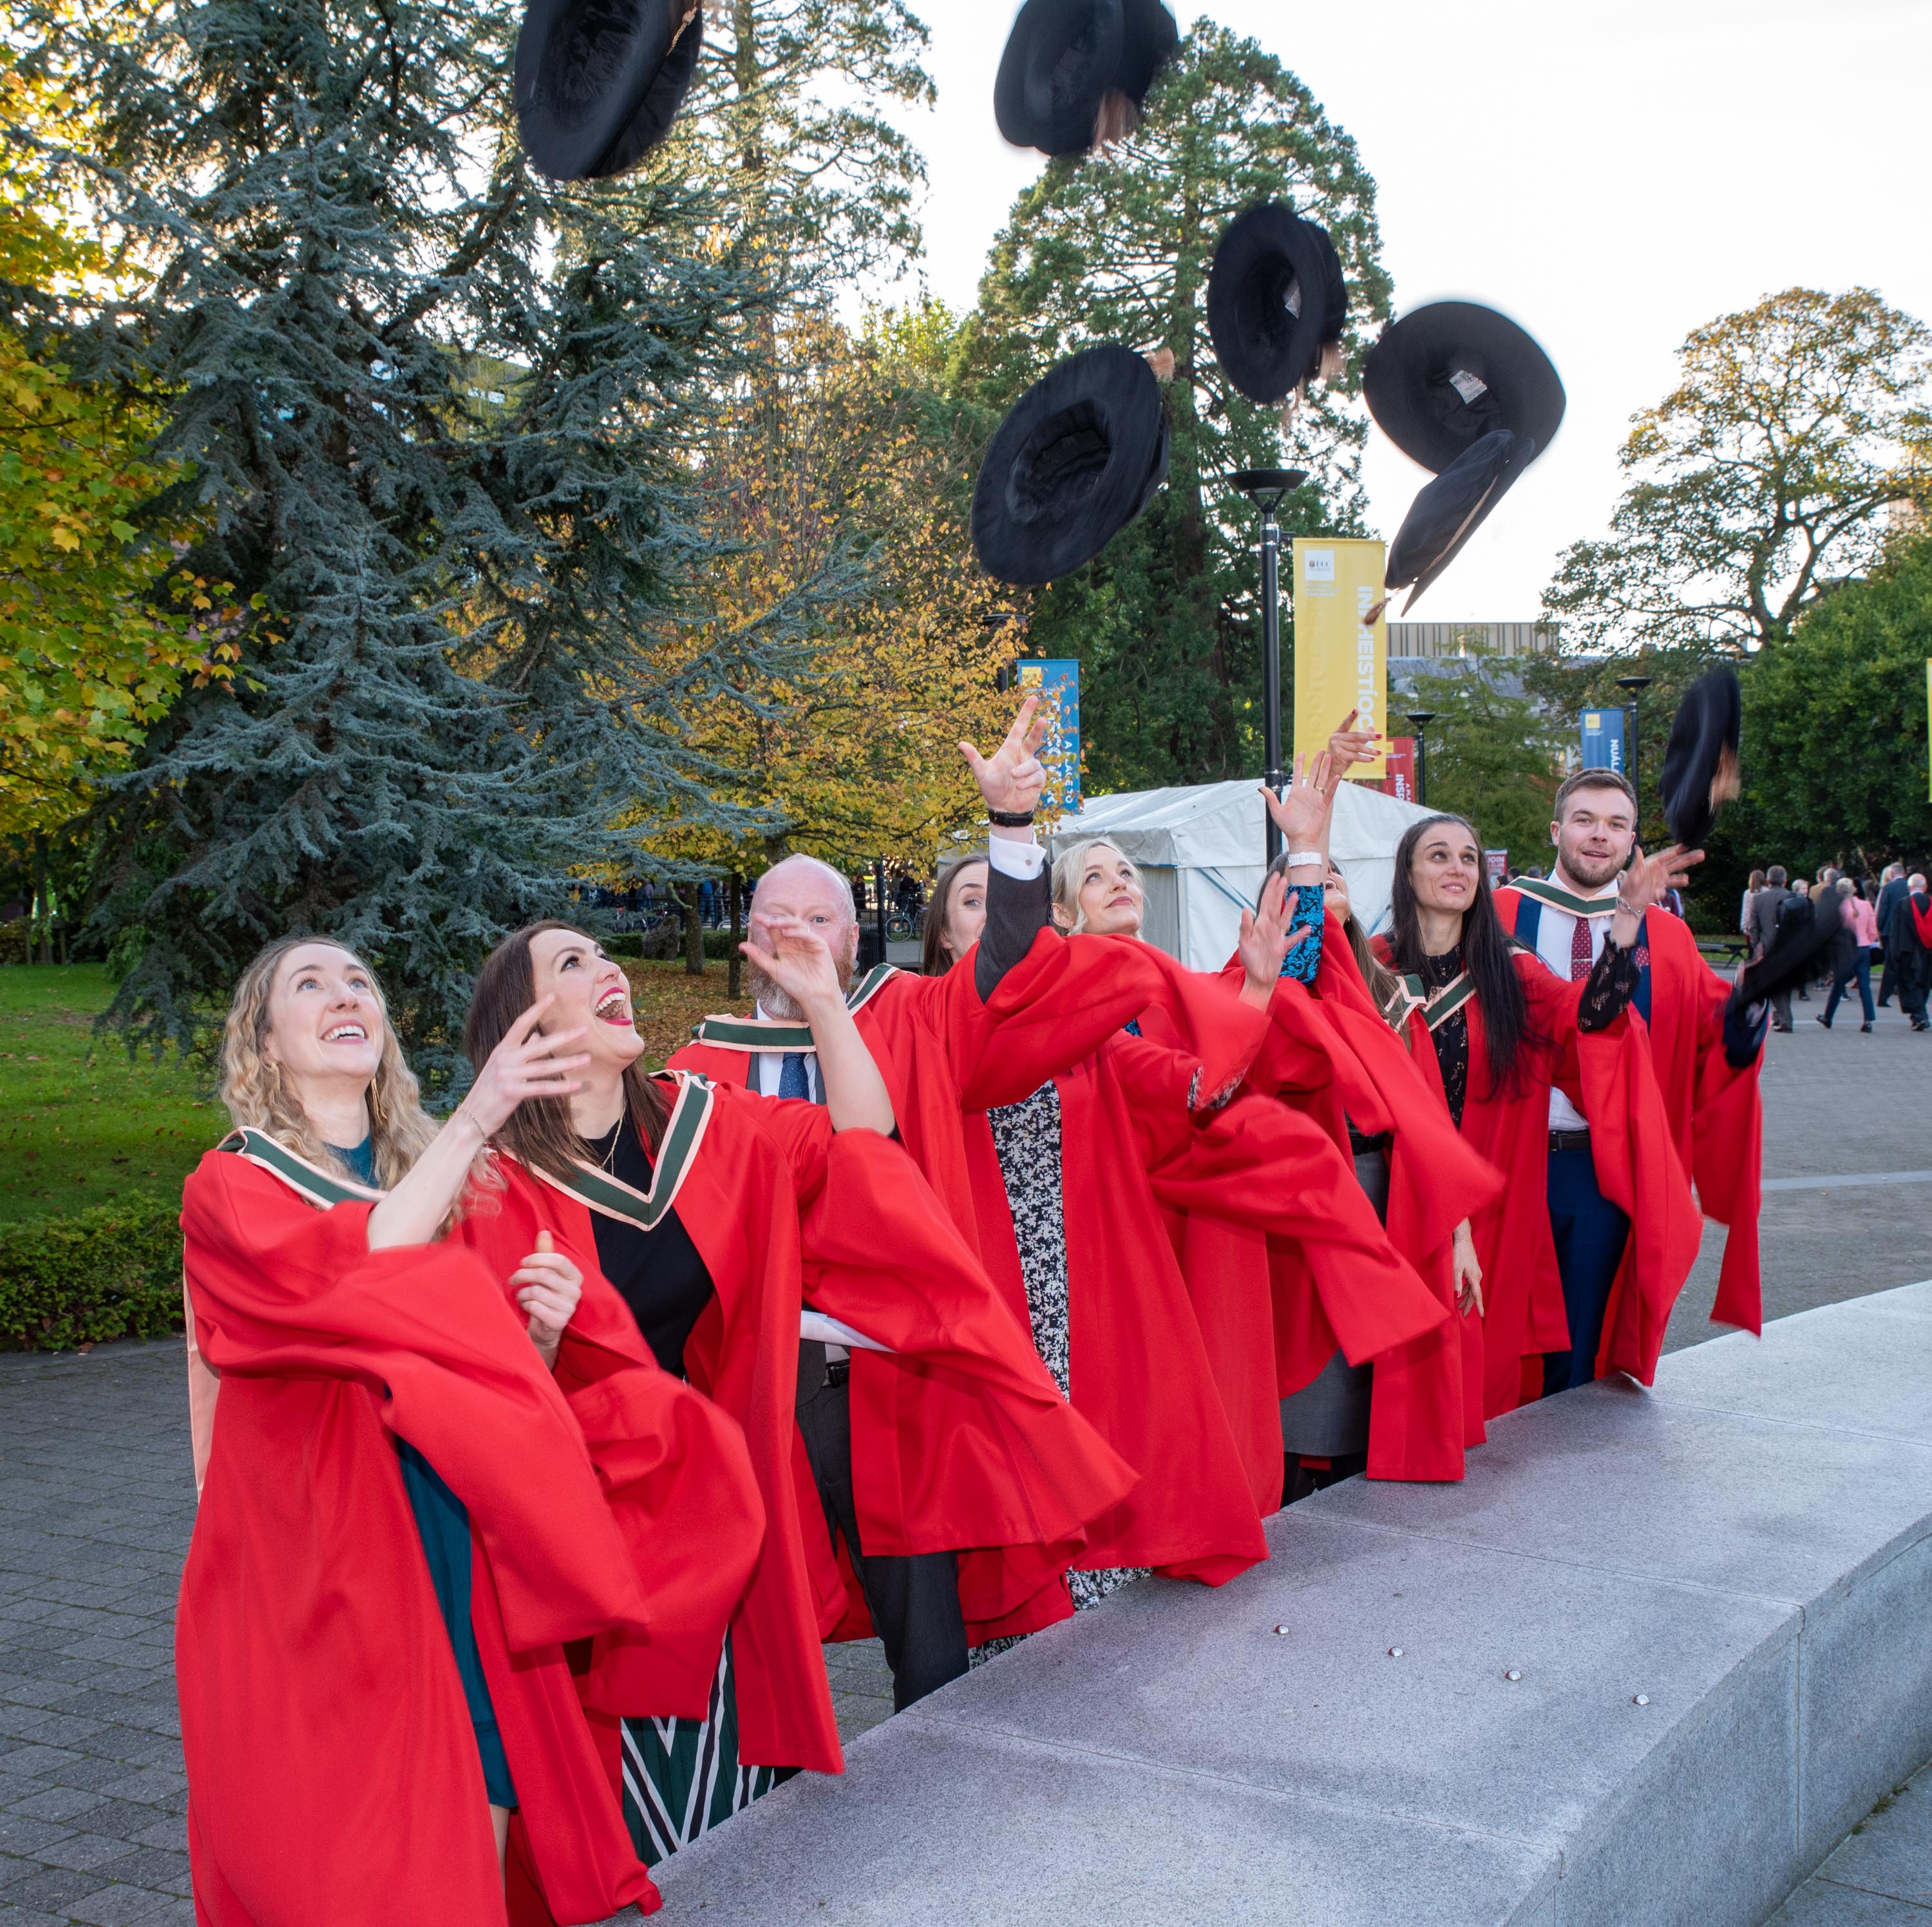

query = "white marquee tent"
[1046, 779, 1438, 969]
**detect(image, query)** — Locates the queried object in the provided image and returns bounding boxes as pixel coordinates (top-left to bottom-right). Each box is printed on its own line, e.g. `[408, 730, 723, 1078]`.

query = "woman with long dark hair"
[457, 915, 1133, 1866]
[1376, 812, 1685, 1417]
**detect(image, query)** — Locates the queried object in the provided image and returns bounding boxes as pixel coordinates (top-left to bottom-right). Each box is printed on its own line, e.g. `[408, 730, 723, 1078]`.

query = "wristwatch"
[987, 808, 1036, 828]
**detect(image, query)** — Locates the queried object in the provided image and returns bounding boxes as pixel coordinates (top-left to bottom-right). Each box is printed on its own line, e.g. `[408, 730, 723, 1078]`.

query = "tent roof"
[1054, 777, 1436, 868]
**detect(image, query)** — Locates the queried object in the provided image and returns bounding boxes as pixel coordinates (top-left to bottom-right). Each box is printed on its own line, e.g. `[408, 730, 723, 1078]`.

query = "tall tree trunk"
[726, 869, 743, 1000]
[681, 884, 705, 976]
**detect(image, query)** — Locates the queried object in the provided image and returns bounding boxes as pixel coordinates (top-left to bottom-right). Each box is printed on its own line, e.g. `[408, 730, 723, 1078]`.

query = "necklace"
[594, 1114, 624, 1174]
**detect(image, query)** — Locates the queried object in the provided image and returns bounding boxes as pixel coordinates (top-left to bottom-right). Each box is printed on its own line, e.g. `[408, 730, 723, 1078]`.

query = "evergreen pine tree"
[11, 0, 795, 1077]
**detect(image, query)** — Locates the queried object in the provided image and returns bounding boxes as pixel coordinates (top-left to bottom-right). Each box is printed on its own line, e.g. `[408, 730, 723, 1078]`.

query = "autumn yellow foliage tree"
[0, 63, 238, 837]
[641, 305, 1026, 888]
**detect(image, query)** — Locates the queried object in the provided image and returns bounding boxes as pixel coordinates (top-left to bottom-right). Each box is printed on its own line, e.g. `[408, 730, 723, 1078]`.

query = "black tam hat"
[1733, 891, 1839, 1009]
[1363, 301, 1565, 474]
[1206, 203, 1345, 406]
[971, 345, 1169, 585]
[994, 0, 1180, 157]
[1658, 668, 1742, 850]
[516, 0, 703, 183]
[1383, 430, 1530, 613]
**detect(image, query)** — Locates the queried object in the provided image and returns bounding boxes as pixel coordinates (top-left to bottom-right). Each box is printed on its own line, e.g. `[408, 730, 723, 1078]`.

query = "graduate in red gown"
[1491, 766, 1765, 1389]
[178, 936, 762, 1927]
[1372, 813, 1701, 1419]
[460, 915, 1135, 1854]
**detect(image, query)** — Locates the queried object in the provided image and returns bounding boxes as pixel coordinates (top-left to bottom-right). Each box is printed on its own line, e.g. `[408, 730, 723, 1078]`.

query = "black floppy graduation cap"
[971, 344, 1169, 585]
[1658, 668, 1742, 850]
[1733, 891, 1839, 1009]
[1382, 430, 1530, 614]
[994, 0, 1179, 157]
[1363, 301, 1565, 475]
[1205, 203, 1346, 406]
[516, 0, 703, 183]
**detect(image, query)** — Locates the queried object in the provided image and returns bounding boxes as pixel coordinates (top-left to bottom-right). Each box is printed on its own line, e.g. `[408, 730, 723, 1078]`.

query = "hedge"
[0, 1193, 185, 1352]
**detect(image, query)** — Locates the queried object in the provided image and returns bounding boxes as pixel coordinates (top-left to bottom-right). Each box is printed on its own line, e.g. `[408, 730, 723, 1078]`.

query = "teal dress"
[329, 1139, 517, 1809]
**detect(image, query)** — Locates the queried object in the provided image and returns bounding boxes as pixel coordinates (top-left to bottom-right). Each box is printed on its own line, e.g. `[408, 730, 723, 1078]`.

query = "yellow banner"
[1292, 538, 1387, 778]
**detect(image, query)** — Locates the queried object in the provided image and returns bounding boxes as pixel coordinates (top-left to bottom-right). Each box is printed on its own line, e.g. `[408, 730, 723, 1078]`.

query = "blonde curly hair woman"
[175, 933, 757, 1924]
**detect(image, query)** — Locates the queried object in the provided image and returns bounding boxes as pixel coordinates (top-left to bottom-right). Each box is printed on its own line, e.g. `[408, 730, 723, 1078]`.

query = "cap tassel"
[1093, 88, 1139, 149]
[1142, 346, 1176, 382]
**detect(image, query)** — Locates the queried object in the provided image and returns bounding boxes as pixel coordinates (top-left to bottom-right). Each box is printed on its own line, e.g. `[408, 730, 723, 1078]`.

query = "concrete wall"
[654, 1282, 1932, 1926]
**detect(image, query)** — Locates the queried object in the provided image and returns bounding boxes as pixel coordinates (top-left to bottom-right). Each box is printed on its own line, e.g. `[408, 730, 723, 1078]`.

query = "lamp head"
[1229, 467, 1309, 515]
[1406, 710, 1437, 732]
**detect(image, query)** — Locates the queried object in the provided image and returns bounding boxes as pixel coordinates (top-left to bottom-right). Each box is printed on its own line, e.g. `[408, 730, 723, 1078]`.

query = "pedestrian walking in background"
[1876, 863, 1909, 1007]
[1746, 866, 1802, 1030]
[1888, 872, 1932, 1031]
[1741, 870, 1765, 936]
[1820, 877, 1877, 1032]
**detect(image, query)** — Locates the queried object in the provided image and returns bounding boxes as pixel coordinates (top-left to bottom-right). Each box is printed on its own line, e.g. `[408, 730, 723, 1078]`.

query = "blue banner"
[1580, 707, 1627, 775]
[1016, 659, 1082, 817]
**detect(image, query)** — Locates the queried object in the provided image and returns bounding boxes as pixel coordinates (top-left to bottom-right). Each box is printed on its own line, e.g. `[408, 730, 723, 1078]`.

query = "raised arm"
[959, 696, 1054, 1001]
[740, 914, 895, 1134]
[368, 997, 588, 1250]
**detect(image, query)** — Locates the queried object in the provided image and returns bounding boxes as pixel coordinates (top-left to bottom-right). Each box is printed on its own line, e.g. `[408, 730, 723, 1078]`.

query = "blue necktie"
[778, 1052, 811, 1101]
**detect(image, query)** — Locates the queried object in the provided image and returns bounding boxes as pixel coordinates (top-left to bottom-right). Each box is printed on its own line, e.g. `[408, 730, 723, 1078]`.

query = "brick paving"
[0, 1018, 1922, 1922]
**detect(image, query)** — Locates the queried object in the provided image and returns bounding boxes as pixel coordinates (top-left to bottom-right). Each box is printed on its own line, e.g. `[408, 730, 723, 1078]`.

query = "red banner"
[1375, 737, 1416, 802]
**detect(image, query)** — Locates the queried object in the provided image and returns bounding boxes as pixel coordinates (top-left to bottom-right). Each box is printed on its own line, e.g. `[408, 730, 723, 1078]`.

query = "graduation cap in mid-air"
[1732, 889, 1839, 1010]
[1363, 301, 1566, 475]
[1658, 667, 1743, 850]
[1381, 429, 1532, 615]
[515, 0, 703, 182]
[1205, 202, 1347, 406]
[971, 344, 1170, 585]
[994, 0, 1180, 157]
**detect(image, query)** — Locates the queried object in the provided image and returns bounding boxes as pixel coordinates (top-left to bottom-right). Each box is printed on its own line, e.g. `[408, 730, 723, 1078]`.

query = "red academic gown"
[1124, 942, 1464, 1500]
[677, 938, 1289, 1596]
[176, 1134, 757, 1927]
[476, 1073, 1135, 1686]
[1495, 888, 1759, 1371]
[1229, 919, 1508, 1481]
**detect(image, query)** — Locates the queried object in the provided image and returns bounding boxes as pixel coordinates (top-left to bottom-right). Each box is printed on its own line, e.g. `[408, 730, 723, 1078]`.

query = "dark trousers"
[1823, 951, 1876, 1025]
[794, 1342, 967, 1711]
[1900, 954, 1931, 1024]
[1541, 1146, 1631, 1396]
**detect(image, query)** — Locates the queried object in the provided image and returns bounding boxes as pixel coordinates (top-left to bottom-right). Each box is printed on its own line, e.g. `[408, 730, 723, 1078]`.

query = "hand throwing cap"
[1206, 203, 1345, 404]
[1383, 429, 1529, 612]
[994, 0, 1179, 157]
[972, 345, 1169, 585]
[1658, 667, 1742, 850]
[516, 0, 703, 183]
[1363, 301, 1565, 474]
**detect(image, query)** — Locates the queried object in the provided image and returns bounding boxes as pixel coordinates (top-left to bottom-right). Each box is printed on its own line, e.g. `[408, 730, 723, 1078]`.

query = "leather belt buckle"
[825, 1357, 851, 1389]
[1548, 1129, 1592, 1153]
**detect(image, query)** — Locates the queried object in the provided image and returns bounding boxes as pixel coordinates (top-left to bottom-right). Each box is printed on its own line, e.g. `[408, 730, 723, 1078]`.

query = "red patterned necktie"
[1570, 911, 1593, 981]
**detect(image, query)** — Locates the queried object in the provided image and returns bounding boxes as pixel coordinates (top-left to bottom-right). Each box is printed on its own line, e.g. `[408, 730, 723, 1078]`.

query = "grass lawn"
[0, 959, 749, 1228]
[0, 965, 218, 1228]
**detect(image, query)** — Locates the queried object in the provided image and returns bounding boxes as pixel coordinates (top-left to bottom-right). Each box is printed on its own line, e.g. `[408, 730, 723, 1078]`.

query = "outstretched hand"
[1260, 750, 1336, 852]
[741, 913, 842, 1015]
[960, 696, 1049, 817]
[1619, 842, 1703, 917]
[1236, 869, 1313, 997]
[455, 996, 589, 1139]
[1327, 707, 1381, 775]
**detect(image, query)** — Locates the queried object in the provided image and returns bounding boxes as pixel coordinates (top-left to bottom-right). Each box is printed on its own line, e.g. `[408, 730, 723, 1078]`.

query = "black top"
[583, 1115, 715, 1378]
[327, 1138, 379, 1186]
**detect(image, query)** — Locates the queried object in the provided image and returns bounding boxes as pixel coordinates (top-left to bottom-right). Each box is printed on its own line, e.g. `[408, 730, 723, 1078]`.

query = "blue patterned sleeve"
[1278, 883, 1325, 984]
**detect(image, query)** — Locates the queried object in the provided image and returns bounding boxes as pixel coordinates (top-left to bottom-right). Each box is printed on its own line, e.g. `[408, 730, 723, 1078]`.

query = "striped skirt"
[619, 1637, 791, 1866]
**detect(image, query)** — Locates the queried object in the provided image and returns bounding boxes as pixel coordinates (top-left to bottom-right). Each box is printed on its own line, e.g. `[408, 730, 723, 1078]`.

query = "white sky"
[896, 0, 1932, 623]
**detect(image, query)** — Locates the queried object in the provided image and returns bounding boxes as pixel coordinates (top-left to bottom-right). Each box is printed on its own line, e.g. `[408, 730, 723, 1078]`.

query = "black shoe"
[1815, 1014, 1831, 1029]
[1772, 1022, 1793, 1032]
[1861, 1021, 1873, 1032]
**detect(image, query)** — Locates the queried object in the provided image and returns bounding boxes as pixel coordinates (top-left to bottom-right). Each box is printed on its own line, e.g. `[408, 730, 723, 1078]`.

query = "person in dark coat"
[1745, 867, 1803, 1032]
[1888, 873, 1931, 1032]
[1876, 864, 1911, 1008]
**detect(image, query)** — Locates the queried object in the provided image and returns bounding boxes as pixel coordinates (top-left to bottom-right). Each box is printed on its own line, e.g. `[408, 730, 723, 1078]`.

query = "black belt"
[1548, 1129, 1592, 1153]
[1348, 1128, 1392, 1158]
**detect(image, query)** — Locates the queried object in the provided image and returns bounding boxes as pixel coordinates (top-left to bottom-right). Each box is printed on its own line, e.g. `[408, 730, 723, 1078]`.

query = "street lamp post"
[1406, 710, 1437, 808]
[1615, 674, 1653, 837]
[1231, 468, 1309, 864]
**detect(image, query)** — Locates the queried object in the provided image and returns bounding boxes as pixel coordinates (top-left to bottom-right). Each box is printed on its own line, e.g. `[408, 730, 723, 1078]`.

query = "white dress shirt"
[1529, 877, 1619, 1134]
[750, 1002, 822, 1101]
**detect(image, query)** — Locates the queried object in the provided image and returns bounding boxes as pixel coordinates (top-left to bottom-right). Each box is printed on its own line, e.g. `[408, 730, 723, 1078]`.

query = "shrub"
[0, 1193, 185, 1352]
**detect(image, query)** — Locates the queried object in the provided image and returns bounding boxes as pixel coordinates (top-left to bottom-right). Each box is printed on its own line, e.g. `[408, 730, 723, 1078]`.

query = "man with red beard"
[1493, 769, 1766, 1393]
